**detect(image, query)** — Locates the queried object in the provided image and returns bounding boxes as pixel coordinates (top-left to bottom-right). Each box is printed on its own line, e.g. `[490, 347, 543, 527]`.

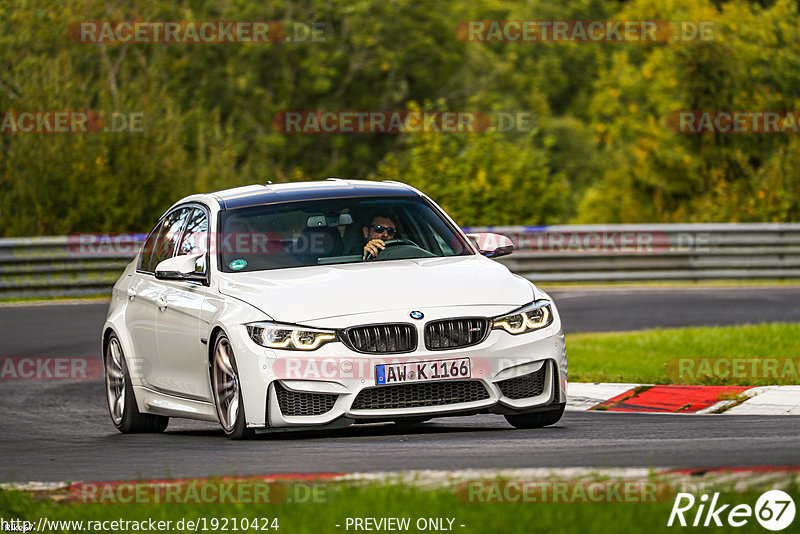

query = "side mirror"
[155, 253, 208, 284]
[465, 233, 515, 259]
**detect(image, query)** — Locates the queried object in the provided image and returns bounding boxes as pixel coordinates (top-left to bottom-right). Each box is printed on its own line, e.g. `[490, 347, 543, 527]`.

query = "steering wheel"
[364, 238, 421, 261]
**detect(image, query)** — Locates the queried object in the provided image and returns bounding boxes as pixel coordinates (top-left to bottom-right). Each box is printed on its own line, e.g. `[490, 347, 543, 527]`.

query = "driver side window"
[148, 208, 190, 272]
[177, 208, 209, 273]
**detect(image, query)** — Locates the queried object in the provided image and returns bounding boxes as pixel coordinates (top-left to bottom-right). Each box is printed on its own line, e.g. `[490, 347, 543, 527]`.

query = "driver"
[362, 212, 398, 260]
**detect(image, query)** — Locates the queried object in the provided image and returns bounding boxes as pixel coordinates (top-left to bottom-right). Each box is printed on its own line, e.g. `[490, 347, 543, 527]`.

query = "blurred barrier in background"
[467, 223, 800, 283]
[0, 235, 143, 299]
[2, 223, 800, 299]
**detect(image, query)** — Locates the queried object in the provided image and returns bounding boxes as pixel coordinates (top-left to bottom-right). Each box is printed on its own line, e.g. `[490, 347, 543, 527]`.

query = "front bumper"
[229, 305, 567, 429]
[267, 358, 564, 428]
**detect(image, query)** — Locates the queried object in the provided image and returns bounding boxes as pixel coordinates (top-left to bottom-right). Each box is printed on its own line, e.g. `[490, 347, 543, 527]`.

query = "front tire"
[212, 333, 254, 440]
[104, 334, 168, 433]
[504, 404, 565, 429]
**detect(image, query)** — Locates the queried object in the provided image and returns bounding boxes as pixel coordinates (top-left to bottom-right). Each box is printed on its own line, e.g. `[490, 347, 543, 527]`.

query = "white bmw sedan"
[103, 179, 567, 439]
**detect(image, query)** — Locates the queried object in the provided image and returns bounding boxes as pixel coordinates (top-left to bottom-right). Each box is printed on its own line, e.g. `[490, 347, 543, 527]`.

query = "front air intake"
[351, 380, 490, 410]
[496, 365, 548, 400]
[274, 382, 337, 416]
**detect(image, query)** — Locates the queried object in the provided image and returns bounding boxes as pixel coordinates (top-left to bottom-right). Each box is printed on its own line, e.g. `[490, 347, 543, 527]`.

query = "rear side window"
[142, 208, 190, 272]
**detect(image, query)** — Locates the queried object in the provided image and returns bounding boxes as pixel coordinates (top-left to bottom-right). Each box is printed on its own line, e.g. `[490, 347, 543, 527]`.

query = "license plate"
[375, 358, 471, 385]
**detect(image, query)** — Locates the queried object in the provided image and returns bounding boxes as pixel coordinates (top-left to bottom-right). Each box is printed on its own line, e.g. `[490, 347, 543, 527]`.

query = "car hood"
[217, 255, 535, 323]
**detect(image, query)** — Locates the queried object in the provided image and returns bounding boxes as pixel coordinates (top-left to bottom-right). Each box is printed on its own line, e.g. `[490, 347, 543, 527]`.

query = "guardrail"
[465, 223, 800, 283]
[2, 224, 800, 298]
[0, 235, 142, 299]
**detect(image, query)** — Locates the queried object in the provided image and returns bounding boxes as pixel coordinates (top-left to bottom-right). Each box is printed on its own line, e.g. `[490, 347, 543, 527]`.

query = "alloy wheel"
[105, 337, 126, 425]
[213, 337, 240, 432]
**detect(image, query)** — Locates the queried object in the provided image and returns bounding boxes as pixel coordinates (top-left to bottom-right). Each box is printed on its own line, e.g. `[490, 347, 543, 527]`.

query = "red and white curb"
[567, 383, 800, 414]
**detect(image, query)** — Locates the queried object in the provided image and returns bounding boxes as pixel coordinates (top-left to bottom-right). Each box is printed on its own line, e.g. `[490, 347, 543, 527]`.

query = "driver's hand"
[363, 239, 386, 259]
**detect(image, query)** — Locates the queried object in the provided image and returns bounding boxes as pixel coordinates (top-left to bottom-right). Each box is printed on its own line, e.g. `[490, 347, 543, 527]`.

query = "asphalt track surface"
[1, 287, 799, 482]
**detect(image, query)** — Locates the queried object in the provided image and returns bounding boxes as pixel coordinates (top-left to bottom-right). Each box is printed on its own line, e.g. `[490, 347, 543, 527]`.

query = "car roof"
[208, 179, 420, 210]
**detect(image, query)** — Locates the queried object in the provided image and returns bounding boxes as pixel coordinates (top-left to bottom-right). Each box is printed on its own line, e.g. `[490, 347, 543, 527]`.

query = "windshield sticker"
[229, 259, 247, 270]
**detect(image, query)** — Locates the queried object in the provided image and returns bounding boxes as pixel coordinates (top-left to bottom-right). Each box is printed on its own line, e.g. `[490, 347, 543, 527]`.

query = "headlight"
[247, 322, 336, 351]
[491, 301, 553, 335]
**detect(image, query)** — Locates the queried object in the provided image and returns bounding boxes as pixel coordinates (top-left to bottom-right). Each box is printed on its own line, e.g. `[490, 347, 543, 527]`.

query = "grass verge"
[1, 481, 797, 534]
[567, 322, 800, 385]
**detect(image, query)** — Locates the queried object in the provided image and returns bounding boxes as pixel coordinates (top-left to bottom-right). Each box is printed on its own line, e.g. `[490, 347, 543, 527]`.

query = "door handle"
[127, 288, 136, 301]
[156, 297, 167, 311]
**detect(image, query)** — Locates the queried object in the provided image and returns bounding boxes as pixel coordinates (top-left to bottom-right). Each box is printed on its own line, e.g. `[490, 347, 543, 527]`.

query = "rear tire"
[504, 404, 565, 429]
[105, 334, 169, 433]
[212, 333, 255, 440]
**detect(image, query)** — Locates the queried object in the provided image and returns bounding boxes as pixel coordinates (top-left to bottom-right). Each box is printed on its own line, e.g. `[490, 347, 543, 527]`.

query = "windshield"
[217, 196, 473, 272]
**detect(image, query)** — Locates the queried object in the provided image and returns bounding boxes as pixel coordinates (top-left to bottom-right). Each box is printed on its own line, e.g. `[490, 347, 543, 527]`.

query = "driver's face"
[363, 216, 396, 241]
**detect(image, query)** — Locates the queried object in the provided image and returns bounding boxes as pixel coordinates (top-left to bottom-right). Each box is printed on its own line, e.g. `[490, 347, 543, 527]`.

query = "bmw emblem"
[409, 310, 424, 320]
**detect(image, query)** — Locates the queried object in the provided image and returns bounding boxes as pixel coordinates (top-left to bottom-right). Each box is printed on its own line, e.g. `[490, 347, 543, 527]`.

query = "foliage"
[1, 0, 799, 235]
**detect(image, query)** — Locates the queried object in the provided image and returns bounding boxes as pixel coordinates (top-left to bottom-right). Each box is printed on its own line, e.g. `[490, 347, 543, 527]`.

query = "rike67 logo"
[668, 490, 796, 531]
